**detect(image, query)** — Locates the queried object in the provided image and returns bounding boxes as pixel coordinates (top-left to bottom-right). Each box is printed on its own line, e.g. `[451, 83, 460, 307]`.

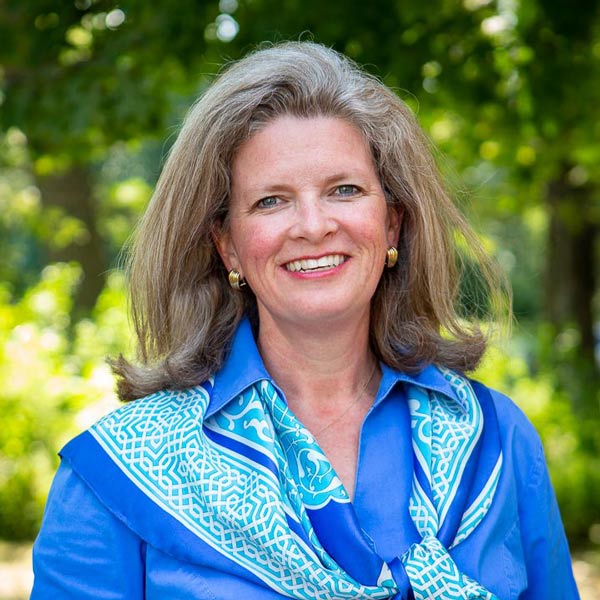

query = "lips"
[284, 254, 347, 273]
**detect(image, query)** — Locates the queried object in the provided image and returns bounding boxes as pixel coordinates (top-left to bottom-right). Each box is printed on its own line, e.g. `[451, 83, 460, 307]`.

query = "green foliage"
[475, 336, 600, 543]
[97, 177, 153, 250]
[0, 0, 598, 547]
[0, 265, 128, 539]
[0, 0, 224, 156]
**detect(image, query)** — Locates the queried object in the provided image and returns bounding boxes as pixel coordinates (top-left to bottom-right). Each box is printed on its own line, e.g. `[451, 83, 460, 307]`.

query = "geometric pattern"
[90, 381, 394, 599]
[452, 453, 503, 549]
[407, 368, 485, 536]
[402, 535, 497, 599]
[89, 367, 500, 600]
[402, 369, 501, 599]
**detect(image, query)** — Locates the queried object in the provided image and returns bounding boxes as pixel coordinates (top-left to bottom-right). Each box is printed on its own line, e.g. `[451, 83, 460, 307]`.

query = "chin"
[279, 305, 370, 330]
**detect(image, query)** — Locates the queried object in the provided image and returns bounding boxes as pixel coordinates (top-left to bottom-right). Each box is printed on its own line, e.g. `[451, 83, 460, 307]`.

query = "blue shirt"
[31, 319, 579, 599]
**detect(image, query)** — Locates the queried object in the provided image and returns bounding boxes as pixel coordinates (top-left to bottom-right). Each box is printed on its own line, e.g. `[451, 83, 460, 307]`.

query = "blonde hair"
[112, 41, 509, 401]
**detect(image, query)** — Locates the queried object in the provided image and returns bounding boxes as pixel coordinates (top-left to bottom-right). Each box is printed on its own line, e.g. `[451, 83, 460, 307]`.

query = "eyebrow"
[322, 171, 369, 185]
[242, 171, 373, 196]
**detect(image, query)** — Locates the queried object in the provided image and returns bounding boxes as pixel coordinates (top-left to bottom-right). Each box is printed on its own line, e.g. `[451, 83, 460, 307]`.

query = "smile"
[284, 254, 347, 273]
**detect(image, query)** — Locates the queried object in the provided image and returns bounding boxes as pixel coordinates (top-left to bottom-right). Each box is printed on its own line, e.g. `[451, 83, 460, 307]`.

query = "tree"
[2, 0, 598, 403]
[1, 0, 599, 541]
[1, 0, 220, 310]
[229, 0, 600, 414]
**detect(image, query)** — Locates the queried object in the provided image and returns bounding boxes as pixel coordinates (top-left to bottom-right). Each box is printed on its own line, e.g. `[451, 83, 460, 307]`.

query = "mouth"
[284, 254, 348, 273]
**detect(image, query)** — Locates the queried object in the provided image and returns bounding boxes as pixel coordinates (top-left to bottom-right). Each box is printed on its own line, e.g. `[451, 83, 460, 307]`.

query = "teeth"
[285, 254, 346, 273]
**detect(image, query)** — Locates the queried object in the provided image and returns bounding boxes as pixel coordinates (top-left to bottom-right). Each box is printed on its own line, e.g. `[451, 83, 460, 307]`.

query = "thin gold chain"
[313, 360, 378, 437]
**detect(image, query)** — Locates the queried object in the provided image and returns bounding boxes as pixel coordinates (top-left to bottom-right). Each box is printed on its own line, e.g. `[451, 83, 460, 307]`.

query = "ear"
[212, 224, 239, 273]
[386, 204, 403, 247]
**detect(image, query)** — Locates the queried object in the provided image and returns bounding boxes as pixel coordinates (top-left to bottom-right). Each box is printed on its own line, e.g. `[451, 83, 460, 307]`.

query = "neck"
[256, 312, 379, 423]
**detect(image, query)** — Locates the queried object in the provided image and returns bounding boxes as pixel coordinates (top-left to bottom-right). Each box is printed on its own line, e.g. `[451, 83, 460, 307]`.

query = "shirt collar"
[208, 316, 460, 418]
[375, 361, 458, 409]
[209, 317, 270, 417]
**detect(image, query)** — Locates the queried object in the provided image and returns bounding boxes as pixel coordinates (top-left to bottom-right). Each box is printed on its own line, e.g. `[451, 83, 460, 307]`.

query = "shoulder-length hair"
[112, 41, 510, 401]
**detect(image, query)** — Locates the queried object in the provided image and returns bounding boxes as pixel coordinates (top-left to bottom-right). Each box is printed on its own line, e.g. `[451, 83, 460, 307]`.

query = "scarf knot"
[397, 534, 497, 599]
[88, 368, 503, 600]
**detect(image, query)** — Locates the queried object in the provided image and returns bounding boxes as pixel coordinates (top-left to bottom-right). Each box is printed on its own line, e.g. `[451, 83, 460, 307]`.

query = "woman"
[31, 42, 579, 599]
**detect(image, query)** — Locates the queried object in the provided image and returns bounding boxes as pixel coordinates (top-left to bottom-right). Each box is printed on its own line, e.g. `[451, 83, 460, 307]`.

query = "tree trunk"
[36, 165, 107, 315]
[544, 170, 599, 418]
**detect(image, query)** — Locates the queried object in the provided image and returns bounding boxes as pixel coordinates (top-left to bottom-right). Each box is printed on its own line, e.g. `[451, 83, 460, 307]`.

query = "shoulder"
[60, 380, 215, 466]
[91, 380, 214, 438]
[36, 459, 138, 536]
[54, 381, 220, 553]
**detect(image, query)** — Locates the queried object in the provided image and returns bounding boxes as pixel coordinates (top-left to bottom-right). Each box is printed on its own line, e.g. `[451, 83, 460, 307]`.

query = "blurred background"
[0, 0, 599, 597]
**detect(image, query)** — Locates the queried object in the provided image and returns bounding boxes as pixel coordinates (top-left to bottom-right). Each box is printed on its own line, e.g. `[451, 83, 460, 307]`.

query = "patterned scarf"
[90, 367, 502, 599]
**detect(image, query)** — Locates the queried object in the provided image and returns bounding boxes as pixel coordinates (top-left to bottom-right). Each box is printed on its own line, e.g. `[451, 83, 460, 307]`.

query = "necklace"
[313, 360, 379, 437]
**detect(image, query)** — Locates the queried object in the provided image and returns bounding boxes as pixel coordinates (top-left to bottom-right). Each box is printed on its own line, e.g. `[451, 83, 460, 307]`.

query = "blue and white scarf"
[80, 367, 502, 599]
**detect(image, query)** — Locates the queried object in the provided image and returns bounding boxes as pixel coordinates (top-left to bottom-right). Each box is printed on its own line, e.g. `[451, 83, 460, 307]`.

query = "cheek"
[233, 227, 281, 269]
[357, 214, 392, 249]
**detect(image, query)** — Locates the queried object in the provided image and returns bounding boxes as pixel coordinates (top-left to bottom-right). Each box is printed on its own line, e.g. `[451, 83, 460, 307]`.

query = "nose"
[289, 196, 338, 241]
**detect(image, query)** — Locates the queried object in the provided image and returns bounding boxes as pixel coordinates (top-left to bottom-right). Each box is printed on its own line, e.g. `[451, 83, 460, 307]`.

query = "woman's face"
[215, 116, 401, 333]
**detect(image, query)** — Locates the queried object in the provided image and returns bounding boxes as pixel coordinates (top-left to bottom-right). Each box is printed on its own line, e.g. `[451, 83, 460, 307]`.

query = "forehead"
[230, 116, 377, 189]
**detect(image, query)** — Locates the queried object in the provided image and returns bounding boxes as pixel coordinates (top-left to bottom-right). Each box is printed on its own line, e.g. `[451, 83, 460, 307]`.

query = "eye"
[334, 184, 360, 197]
[256, 196, 281, 209]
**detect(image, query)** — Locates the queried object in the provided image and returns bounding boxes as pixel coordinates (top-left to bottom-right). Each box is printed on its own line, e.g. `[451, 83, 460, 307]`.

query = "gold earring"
[385, 247, 398, 268]
[228, 269, 246, 290]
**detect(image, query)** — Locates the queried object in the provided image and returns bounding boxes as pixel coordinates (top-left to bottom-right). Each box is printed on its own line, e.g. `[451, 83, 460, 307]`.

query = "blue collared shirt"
[31, 319, 579, 599]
